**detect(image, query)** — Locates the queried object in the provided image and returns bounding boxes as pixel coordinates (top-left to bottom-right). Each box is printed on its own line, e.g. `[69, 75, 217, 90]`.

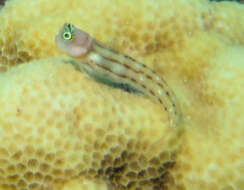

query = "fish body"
[55, 23, 181, 127]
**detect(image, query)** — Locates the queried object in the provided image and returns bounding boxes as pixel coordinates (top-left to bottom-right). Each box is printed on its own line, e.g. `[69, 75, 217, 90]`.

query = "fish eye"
[62, 32, 72, 40]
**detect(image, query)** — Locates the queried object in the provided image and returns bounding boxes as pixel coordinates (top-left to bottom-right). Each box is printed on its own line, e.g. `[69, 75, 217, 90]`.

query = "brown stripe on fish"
[146, 74, 153, 80]
[149, 90, 156, 96]
[124, 55, 137, 62]
[157, 82, 164, 89]
[98, 53, 145, 75]
[90, 59, 142, 86]
[166, 91, 170, 97]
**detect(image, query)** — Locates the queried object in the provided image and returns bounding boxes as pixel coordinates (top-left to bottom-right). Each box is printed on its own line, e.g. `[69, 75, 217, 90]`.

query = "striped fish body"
[74, 40, 181, 127]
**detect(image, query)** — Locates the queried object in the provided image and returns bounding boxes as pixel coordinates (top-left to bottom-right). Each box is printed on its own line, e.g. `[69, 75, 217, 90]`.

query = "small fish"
[55, 23, 181, 127]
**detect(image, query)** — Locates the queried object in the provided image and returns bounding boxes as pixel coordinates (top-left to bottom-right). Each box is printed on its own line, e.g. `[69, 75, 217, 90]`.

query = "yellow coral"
[171, 46, 244, 190]
[0, 59, 182, 190]
[0, 0, 243, 190]
[61, 178, 108, 190]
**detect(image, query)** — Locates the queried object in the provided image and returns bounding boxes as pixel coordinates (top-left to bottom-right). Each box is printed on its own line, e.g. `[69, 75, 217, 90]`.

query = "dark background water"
[0, 0, 6, 6]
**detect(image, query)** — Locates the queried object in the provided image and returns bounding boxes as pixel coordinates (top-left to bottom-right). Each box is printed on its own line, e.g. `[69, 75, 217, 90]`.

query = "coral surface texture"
[0, 0, 243, 190]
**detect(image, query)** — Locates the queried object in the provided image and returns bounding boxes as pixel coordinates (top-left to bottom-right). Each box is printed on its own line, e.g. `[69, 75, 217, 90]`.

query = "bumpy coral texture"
[0, 0, 243, 190]
[0, 59, 182, 190]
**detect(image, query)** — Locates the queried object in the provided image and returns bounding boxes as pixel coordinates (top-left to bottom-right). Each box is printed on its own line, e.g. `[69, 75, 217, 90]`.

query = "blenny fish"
[55, 23, 181, 127]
